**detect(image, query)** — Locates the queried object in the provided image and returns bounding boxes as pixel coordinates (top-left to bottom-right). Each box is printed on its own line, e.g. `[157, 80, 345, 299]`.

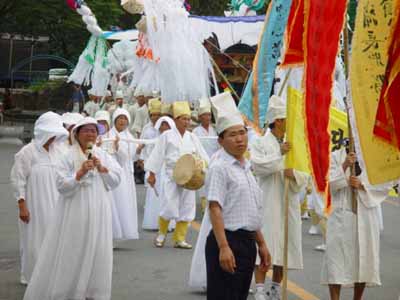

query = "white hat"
[62, 112, 84, 127]
[215, 113, 244, 135]
[198, 97, 211, 116]
[71, 117, 98, 144]
[112, 108, 131, 125]
[210, 92, 244, 134]
[34, 112, 68, 147]
[266, 95, 286, 124]
[115, 90, 124, 99]
[95, 110, 111, 126]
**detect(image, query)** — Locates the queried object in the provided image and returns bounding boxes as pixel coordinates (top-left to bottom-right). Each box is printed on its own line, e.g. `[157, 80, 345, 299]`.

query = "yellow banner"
[350, 0, 400, 184]
[285, 87, 348, 173]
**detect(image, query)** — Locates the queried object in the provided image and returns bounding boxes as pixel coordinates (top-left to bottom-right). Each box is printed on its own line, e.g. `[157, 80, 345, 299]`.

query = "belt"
[225, 229, 256, 240]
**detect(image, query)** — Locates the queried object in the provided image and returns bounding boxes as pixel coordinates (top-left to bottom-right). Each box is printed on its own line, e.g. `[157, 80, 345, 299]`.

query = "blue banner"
[238, 0, 293, 128]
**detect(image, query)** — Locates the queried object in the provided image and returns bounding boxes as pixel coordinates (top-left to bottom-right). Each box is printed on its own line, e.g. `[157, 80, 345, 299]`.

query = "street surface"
[0, 139, 399, 300]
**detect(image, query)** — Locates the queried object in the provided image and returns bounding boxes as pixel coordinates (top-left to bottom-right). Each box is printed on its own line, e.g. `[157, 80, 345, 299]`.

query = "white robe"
[192, 125, 219, 198]
[131, 104, 149, 137]
[108, 127, 139, 240]
[250, 132, 308, 269]
[188, 149, 223, 289]
[23, 144, 121, 300]
[140, 122, 161, 230]
[145, 128, 209, 221]
[321, 148, 390, 286]
[10, 142, 61, 283]
[83, 101, 100, 117]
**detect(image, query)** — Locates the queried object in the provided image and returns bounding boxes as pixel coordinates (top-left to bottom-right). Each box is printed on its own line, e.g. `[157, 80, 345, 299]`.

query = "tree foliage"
[1, 0, 135, 62]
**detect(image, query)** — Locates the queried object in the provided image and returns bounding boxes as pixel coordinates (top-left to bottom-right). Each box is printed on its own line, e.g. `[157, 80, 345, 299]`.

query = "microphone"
[86, 142, 94, 159]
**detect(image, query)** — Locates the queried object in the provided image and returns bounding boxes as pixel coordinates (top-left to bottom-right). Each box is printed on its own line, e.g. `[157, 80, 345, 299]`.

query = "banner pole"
[343, 13, 358, 214]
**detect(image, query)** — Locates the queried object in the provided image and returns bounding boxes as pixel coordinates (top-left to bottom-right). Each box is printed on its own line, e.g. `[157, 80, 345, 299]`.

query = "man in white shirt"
[83, 89, 100, 118]
[108, 90, 129, 118]
[131, 95, 150, 138]
[206, 97, 271, 300]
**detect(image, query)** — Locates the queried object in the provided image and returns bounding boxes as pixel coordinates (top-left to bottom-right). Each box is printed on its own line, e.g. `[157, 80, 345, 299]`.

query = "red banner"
[282, 0, 304, 66]
[374, 3, 400, 150]
[303, 0, 347, 194]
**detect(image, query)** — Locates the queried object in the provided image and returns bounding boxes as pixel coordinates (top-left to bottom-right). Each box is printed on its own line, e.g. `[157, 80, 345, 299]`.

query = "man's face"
[275, 118, 286, 133]
[150, 113, 161, 124]
[116, 98, 123, 106]
[137, 96, 145, 106]
[174, 115, 191, 132]
[218, 125, 248, 158]
[199, 113, 211, 127]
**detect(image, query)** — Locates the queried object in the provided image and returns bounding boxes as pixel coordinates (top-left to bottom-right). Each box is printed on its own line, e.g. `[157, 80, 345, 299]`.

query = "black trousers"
[205, 229, 257, 300]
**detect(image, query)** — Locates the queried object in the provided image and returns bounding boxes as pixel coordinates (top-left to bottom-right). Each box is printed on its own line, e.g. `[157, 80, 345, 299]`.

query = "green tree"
[0, 0, 136, 62]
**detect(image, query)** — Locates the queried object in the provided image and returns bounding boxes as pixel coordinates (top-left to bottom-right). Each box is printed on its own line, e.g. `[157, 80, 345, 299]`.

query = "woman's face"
[77, 124, 98, 149]
[115, 115, 129, 132]
[159, 121, 171, 133]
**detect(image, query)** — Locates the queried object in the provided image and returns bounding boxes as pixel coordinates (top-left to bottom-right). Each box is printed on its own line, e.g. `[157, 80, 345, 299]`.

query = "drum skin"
[173, 154, 205, 190]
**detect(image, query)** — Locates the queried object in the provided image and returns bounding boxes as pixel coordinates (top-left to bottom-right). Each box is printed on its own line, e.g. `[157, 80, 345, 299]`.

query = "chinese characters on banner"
[350, 0, 400, 184]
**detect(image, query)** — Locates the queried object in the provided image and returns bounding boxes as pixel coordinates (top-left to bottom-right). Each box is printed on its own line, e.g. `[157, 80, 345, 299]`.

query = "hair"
[268, 122, 275, 130]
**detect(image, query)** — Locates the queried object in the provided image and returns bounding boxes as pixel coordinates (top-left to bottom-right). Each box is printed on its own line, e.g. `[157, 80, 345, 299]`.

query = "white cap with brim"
[198, 97, 211, 116]
[115, 90, 124, 99]
[216, 112, 244, 135]
[266, 95, 286, 124]
[112, 108, 131, 125]
[210, 92, 244, 134]
[95, 110, 111, 126]
[62, 112, 84, 127]
[71, 117, 98, 144]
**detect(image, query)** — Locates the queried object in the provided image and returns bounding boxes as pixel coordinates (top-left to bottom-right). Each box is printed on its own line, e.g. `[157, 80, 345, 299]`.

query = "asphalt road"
[0, 139, 399, 300]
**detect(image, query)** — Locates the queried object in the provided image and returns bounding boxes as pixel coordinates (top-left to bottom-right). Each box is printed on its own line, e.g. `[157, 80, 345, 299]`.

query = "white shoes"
[308, 225, 320, 235]
[174, 240, 193, 249]
[314, 243, 327, 252]
[254, 290, 267, 300]
[266, 286, 281, 300]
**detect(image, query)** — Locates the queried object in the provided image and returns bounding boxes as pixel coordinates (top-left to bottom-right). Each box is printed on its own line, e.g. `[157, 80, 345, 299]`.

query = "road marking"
[191, 221, 320, 300]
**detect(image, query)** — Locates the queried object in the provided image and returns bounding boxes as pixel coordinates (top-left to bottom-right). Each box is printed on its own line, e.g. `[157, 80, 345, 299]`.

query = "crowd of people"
[10, 83, 396, 300]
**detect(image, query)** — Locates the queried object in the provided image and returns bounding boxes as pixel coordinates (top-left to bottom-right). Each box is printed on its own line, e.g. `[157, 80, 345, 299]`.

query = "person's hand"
[76, 160, 95, 181]
[219, 245, 236, 274]
[147, 172, 156, 188]
[93, 156, 108, 173]
[258, 243, 271, 273]
[114, 136, 120, 152]
[284, 168, 295, 179]
[343, 152, 357, 171]
[137, 159, 144, 169]
[136, 144, 145, 155]
[349, 175, 364, 190]
[18, 199, 30, 224]
[96, 137, 102, 147]
[280, 142, 291, 155]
